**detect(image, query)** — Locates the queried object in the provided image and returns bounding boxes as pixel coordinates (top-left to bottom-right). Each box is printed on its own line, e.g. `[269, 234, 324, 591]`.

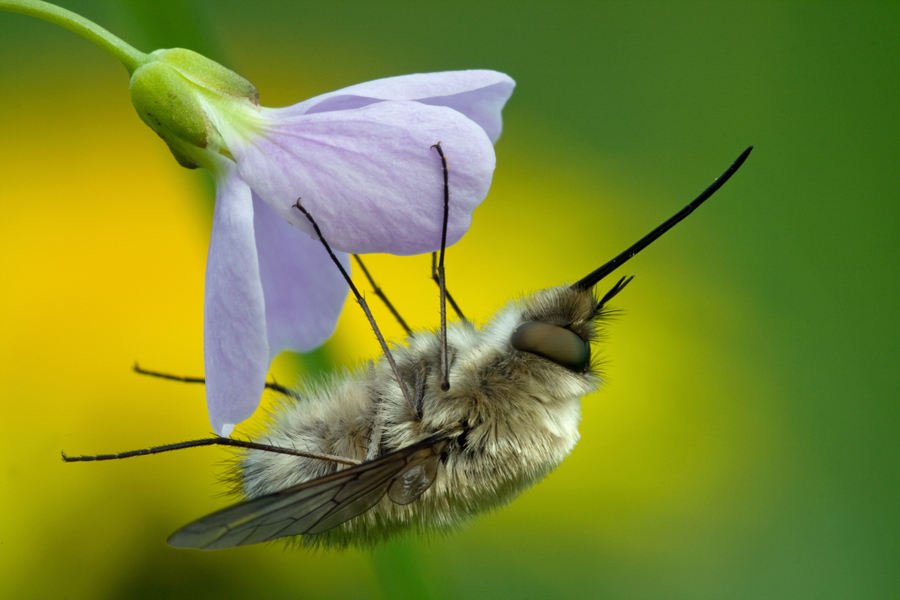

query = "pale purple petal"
[223, 101, 495, 255]
[279, 70, 515, 143]
[253, 194, 350, 360]
[204, 168, 269, 436]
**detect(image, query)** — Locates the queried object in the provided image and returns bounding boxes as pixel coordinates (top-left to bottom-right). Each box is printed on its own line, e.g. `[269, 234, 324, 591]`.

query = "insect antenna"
[292, 200, 419, 419]
[62, 438, 360, 466]
[573, 146, 753, 290]
[133, 362, 292, 396]
[431, 142, 452, 391]
[351, 254, 412, 334]
[597, 275, 635, 311]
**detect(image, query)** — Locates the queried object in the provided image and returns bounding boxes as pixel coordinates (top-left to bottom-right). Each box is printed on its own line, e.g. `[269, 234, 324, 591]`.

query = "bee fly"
[64, 144, 753, 550]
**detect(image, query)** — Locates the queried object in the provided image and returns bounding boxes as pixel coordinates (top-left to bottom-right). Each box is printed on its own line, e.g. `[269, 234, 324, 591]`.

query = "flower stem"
[0, 0, 149, 74]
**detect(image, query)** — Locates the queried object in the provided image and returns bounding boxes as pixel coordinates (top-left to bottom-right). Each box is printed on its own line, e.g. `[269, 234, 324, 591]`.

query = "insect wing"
[167, 433, 452, 550]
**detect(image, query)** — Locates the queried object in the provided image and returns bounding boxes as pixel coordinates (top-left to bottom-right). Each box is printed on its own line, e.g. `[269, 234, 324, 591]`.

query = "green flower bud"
[129, 49, 259, 169]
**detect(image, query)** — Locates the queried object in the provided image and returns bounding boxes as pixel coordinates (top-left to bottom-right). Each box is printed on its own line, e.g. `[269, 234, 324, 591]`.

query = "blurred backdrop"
[1, 1, 897, 599]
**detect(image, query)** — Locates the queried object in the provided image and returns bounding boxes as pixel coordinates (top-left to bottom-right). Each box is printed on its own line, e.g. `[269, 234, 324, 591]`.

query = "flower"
[129, 50, 514, 436]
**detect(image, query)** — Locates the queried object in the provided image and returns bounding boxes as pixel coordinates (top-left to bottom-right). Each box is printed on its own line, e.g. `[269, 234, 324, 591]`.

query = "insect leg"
[133, 362, 293, 396]
[292, 201, 418, 420]
[351, 254, 412, 334]
[365, 415, 384, 461]
[62, 437, 361, 466]
[413, 361, 428, 417]
[431, 252, 467, 321]
[431, 142, 451, 392]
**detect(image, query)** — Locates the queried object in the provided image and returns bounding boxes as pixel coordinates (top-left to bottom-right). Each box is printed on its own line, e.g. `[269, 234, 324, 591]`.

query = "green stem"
[0, 0, 149, 74]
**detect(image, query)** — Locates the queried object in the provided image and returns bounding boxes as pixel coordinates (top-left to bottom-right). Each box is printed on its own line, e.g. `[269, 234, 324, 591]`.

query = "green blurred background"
[1, 1, 897, 598]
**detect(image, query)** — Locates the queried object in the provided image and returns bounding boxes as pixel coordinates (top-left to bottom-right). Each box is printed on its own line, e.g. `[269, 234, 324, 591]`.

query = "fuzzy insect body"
[209, 285, 602, 549]
[65, 146, 752, 551]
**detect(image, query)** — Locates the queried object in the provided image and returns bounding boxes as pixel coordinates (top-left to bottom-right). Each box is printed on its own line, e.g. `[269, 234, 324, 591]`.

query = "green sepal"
[153, 49, 259, 105]
[128, 48, 259, 169]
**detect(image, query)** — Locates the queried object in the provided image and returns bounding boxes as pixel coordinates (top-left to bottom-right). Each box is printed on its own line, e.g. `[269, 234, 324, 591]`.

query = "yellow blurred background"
[1, 1, 897, 599]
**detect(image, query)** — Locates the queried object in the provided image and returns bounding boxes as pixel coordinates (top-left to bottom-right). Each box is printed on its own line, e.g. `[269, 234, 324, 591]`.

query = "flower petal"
[204, 167, 269, 436]
[253, 193, 350, 360]
[281, 70, 515, 143]
[223, 101, 495, 255]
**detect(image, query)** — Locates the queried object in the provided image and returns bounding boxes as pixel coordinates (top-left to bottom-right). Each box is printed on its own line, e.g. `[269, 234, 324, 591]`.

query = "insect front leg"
[365, 412, 384, 462]
[365, 360, 429, 461]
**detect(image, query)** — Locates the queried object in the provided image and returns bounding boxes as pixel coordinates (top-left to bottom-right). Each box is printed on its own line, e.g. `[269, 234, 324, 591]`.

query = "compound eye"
[510, 321, 590, 373]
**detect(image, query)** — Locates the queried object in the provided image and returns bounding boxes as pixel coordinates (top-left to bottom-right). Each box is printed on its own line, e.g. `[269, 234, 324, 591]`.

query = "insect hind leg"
[62, 437, 361, 466]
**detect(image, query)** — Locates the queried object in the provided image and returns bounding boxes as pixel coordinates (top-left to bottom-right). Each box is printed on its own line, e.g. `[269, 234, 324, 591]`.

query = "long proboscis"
[572, 146, 753, 291]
